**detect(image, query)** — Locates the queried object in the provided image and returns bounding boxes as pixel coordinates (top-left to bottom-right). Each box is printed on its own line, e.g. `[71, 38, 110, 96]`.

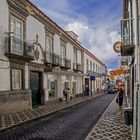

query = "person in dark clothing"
[118, 88, 124, 108]
[85, 85, 89, 96]
[63, 88, 68, 101]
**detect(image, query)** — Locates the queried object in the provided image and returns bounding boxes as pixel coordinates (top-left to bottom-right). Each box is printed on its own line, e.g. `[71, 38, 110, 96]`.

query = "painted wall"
[26, 15, 45, 50]
[0, 61, 10, 91]
[0, 0, 10, 91]
[0, 0, 8, 33]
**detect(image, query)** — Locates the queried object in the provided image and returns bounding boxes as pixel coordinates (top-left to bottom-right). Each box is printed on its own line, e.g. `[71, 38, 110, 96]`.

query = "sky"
[30, 0, 122, 70]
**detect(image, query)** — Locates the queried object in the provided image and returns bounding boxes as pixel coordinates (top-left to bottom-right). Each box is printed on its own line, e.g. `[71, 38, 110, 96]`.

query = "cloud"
[30, 0, 122, 69]
[65, 22, 121, 65]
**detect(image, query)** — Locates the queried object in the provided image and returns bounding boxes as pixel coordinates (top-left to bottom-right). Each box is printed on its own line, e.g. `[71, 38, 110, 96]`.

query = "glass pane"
[12, 70, 15, 89]
[12, 69, 22, 89]
[46, 37, 53, 52]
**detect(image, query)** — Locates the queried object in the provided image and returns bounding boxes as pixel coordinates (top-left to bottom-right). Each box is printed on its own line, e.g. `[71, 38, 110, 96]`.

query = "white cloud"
[65, 22, 121, 65]
[31, 0, 121, 68]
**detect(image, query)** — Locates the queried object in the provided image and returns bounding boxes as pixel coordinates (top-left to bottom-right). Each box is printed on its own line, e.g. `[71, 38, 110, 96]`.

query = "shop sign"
[90, 76, 96, 81]
[113, 41, 122, 53]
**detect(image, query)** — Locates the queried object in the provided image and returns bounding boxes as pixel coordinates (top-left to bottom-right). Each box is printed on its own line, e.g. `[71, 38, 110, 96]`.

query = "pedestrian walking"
[63, 88, 68, 101]
[85, 85, 89, 96]
[68, 88, 72, 100]
[117, 88, 124, 108]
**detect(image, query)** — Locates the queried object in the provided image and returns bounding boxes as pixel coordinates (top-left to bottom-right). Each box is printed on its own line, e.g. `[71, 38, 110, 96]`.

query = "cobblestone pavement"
[0, 94, 114, 140]
[0, 93, 104, 132]
[85, 97, 132, 140]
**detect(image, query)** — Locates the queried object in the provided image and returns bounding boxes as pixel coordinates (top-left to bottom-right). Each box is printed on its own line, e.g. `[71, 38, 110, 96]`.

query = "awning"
[109, 68, 126, 80]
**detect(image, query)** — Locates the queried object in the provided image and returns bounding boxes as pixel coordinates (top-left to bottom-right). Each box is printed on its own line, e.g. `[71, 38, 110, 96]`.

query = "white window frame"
[10, 15, 23, 40]
[12, 69, 22, 90]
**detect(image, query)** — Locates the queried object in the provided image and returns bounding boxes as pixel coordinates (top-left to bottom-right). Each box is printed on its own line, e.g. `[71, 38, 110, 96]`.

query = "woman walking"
[118, 88, 124, 108]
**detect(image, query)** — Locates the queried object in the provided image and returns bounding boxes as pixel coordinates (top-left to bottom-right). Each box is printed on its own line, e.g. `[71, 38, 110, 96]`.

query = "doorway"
[30, 71, 42, 107]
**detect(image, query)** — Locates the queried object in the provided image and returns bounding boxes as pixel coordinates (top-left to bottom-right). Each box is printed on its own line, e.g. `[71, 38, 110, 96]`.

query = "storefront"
[47, 74, 58, 100]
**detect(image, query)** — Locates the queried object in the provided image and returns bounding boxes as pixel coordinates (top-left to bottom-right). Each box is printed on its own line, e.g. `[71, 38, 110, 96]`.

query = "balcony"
[121, 56, 128, 66]
[77, 63, 82, 72]
[73, 63, 82, 72]
[45, 51, 59, 66]
[5, 35, 34, 61]
[121, 19, 135, 56]
[87, 70, 94, 76]
[60, 57, 71, 69]
[87, 70, 102, 78]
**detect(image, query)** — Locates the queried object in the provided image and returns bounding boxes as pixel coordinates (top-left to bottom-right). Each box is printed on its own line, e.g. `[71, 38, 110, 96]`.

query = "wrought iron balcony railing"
[121, 19, 135, 56]
[60, 57, 71, 69]
[87, 70, 102, 77]
[5, 35, 34, 60]
[5, 35, 24, 55]
[45, 51, 53, 64]
[121, 19, 133, 45]
[45, 51, 59, 66]
[121, 56, 128, 66]
[73, 63, 82, 72]
[52, 53, 59, 66]
[77, 63, 82, 71]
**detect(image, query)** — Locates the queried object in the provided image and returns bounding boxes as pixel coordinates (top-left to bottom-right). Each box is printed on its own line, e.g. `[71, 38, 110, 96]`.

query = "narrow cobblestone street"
[0, 94, 114, 140]
[85, 97, 132, 140]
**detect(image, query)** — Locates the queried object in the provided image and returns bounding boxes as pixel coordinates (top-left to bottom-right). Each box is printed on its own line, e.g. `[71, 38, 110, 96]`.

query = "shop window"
[48, 75, 57, 99]
[12, 69, 22, 89]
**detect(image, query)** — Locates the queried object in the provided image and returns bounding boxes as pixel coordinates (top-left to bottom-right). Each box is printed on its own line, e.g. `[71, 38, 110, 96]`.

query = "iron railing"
[73, 62, 82, 71]
[87, 70, 102, 77]
[60, 57, 71, 69]
[121, 56, 128, 66]
[121, 19, 133, 45]
[5, 35, 34, 59]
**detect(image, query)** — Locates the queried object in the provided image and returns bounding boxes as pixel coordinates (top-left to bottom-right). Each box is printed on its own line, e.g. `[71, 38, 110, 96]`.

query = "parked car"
[107, 86, 116, 94]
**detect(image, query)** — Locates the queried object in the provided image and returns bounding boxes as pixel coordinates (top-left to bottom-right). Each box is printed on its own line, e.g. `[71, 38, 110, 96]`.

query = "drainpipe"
[135, 0, 139, 139]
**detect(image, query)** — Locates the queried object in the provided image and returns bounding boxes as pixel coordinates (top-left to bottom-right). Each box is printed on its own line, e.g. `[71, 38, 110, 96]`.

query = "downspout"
[135, 0, 139, 139]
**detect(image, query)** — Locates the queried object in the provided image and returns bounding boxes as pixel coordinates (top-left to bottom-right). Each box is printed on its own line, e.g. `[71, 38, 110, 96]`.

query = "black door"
[30, 71, 42, 107]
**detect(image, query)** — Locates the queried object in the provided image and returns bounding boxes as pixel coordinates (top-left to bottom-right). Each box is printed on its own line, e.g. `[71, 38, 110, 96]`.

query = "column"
[58, 75, 63, 98]
[25, 63, 29, 89]
[43, 73, 48, 102]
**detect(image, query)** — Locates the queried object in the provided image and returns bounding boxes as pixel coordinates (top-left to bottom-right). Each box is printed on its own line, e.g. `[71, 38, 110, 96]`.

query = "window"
[46, 36, 53, 63]
[73, 49, 77, 63]
[90, 61, 92, 71]
[12, 69, 22, 89]
[93, 63, 95, 71]
[48, 74, 57, 99]
[10, 15, 23, 40]
[46, 36, 53, 52]
[61, 45, 66, 66]
[10, 15, 23, 55]
[61, 45, 66, 58]
[86, 59, 89, 71]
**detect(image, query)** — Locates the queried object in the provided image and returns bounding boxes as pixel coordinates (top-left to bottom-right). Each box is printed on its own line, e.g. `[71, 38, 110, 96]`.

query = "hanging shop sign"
[113, 41, 122, 53]
[90, 76, 96, 81]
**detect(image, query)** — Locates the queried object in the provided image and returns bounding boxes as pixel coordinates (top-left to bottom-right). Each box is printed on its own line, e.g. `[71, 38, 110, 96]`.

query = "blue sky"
[31, 0, 122, 70]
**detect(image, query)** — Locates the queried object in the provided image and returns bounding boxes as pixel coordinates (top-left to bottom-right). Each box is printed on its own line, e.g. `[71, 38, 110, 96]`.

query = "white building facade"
[0, 0, 106, 114]
[121, 0, 140, 139]
[83, 49, 106, 95]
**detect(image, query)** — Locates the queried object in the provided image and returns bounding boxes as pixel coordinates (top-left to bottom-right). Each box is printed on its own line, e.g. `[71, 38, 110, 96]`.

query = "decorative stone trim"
[7, 0, 29, 18]
[8, 0, 27, 41]
[10, 60, 25, 90]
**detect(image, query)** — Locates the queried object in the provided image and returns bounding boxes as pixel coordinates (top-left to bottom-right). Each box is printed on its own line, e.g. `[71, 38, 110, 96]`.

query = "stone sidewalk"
[85, 97, 132, 140]
[0, 93, 104, 132]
